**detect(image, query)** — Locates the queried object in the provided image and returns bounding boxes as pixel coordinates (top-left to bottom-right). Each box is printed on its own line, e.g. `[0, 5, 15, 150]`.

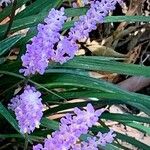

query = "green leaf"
[50, 56, 150, 77]
[121, 122, 150, 135]
[0, 15, 44, 36]
[43, 90, 125, 102]
[1, 15, 150, 39]
[0, 0, 29, 21]
[0, 57, 6, 64]
[0, 35, 23, 56]
[0, 69, 150, 115]
[105, 143, 129, 150]
[0, 102, 20, 133]
[0, 0, 62, 37]
[37, 73, 150, 108]
[41, 118, 59, 131]
[43, 90, 150, 114]
[65, 7, 150, 22]
[43, 99, 150, 117]
[101, 113, 150, 135]
[65, 7, 88, 17]
[0, 134, 44, 141]
[101, 113, 150, 124]
[116, 132, 150, 150]
[15, 0, 62, 19]
[106, 16, 150, 23]
[0, 134, 22, 139]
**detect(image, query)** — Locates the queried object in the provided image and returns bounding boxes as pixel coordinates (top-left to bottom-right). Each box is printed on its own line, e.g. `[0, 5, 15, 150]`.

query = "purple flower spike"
[69, 0, 119, 41]
[20, 1, 121, 76]
[33, 103, 114, 150]
[20, 8, 67, 76]
[8, 86, 44, 134]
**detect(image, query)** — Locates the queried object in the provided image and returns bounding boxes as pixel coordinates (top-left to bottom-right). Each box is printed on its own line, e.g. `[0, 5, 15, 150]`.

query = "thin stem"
[0, 71, 25, 80]
[68, 0, 71, 6]
[0, 143, 11, 150]
[24, 134, 29, 150]
[0, 71, 67, 101]
[28, 79, 67, 101]
[4, 0, 17, 38]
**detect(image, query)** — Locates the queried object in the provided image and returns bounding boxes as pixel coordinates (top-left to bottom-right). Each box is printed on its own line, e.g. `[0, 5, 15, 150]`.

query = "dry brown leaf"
[76, 48, 85, 56]
[109, 105, 125, 114]
[104, 0, 144, 47]
[86, 40, 125, 57]
[0, 17, 10, 25]
[89, 71, 106, 79]
[77, 0, 84, 7]
[88, 45, 125, 57]
[90, 71, 118, 82]
[6, 48, 19, 60]
[125, 44, 142, 64]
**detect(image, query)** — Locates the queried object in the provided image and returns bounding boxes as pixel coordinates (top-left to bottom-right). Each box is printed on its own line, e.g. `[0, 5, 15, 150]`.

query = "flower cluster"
[33, 104, 116, 150]
[20, 0, 121, 76]
[69, 0, 118, 41]
[8, 85, 44, 134]
[20, 8, 67, 76]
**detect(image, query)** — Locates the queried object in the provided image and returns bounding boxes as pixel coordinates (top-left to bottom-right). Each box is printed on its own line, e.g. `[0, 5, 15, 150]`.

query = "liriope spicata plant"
[0, 0, 150, 150]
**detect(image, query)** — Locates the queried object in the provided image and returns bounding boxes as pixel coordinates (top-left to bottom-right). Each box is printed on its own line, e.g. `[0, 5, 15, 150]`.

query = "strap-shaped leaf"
[50, 56, 150, 77]
[0, 0, 29, 21]
[0, 102, 19, 132]
[15, 0, 62, 19]
[0, 35, 23, 56]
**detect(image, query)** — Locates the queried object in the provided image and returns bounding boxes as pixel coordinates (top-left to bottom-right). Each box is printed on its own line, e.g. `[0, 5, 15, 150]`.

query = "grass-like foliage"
[0, 0, 150, 149]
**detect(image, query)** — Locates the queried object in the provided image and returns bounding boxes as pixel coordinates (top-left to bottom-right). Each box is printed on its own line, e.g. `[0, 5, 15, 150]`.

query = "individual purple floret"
[71, 136, 98, 150]
[73, 103, 104, 127]
[71, 130, 116, 150]
[33, 104, 115, 150]
[8, 86, 44, 134]
[97, 129, 116, 146]
[51, 36, 78, 64]
[20, 8, 67, 76]
[69, 0, 119, 41]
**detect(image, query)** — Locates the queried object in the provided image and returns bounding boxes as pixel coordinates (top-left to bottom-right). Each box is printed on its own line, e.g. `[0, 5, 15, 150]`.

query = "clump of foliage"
[0, 0, 150, 150]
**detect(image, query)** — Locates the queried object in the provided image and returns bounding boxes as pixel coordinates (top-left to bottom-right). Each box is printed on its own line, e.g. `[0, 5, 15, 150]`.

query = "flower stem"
[24, 133, 29, 150]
